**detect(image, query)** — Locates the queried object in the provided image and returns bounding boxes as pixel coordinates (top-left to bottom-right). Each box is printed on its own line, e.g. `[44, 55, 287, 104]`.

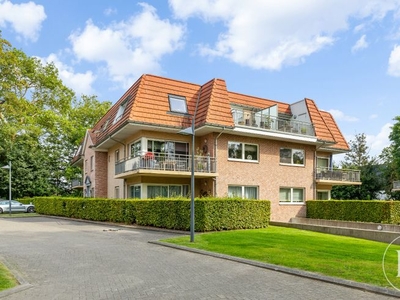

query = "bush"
[306, 200, 400, 224]
[22, 197, 271, 231]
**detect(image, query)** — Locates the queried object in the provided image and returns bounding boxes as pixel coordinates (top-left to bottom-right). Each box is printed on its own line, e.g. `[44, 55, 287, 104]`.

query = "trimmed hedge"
[23, 197, 270, 231]
[307, 200, 400, 224]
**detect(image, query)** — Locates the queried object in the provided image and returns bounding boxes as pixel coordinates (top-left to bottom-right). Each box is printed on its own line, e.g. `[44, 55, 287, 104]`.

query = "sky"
[1, 0, 400, 163]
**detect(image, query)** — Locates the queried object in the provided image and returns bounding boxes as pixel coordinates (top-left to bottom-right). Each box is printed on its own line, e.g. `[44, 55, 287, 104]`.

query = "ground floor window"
[279, 187, 304, 203]
[130, 185, 141, 199]
[317, 190, 330, 200]
[228, 185, 258, 199]
[115, 186, 120, 199]
[147, 185, 189, 199]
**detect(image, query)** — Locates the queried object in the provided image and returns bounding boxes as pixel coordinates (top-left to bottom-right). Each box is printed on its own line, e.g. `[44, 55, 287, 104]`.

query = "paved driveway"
[0, 217, 396, 300]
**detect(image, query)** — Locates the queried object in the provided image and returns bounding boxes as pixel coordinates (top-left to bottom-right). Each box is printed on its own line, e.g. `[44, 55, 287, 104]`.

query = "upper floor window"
[228, 142, 258, 161]
[168, 95, 188, 114]
[90, 156, 94, 171]
[114, 97, 129, 124]
[115, 149, 120, 162]
[130, 140, 142, 157]
[280, 148, 304, 166]
[279, 187, 304, 204]
[228, 185, 258, 199]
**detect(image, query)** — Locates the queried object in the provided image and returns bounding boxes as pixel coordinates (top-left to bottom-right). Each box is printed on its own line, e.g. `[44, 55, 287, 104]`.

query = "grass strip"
[163, 226, 400, 289]
[0, 263, 18, 291]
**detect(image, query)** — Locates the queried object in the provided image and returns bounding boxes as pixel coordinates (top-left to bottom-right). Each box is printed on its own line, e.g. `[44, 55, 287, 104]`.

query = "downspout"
[213, 127, 225, 197]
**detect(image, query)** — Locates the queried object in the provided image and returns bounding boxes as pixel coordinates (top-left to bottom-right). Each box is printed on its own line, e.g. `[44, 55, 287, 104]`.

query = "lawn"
[0, 263, 18, 291]
[0, 213, 39, 218]
[163, 226, 400, 289]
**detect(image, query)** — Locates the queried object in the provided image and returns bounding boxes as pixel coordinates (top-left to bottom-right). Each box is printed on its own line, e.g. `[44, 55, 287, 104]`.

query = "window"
[168, 95, 188, 114]
[115, 149, 120, 163]
[317, 190, 330, 200]
[228, 186, 258, 199]
[130, 185, 141, 199]
[115, 186, 120, 199]
[228, 142, 258, 161]
[279, 187, 304, 203]
[317, 157, 329, 170]
[147, 140, 189, 158]
[280, 148, 304, 165]
[147, 185, 189, 199]
[130, 140, 142, 157]
[114, 97, 129, 124]
[90, 156, 94, 171]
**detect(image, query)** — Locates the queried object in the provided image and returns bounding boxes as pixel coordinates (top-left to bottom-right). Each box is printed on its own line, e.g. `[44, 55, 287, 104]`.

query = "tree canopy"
[0, 33, 111, 199]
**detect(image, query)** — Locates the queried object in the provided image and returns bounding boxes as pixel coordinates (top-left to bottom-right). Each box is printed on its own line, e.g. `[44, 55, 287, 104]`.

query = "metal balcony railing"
[115, 153, 217, 175]
[316, 167, 361, 182]
[393, 181, 400, 191]
[232, 109, 314, 136]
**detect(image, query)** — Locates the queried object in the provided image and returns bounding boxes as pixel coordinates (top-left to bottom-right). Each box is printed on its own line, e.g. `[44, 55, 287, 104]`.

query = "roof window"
[113, 97, 129, 124]
[168, 95, 188, 114]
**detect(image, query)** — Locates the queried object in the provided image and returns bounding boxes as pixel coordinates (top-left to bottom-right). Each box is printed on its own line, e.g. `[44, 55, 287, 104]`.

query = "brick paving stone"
[0, 216, 397, 300]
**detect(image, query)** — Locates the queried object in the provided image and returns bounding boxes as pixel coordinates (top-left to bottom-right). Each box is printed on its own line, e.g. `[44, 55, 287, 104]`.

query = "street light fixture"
[1, 162, 12, 215]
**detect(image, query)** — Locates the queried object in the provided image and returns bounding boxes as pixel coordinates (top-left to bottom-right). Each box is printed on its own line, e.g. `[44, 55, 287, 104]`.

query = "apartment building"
[71, 74, 361, 222]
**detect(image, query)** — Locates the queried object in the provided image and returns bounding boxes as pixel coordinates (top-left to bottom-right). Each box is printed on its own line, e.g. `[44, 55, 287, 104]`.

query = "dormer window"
[168, 95, 188, 114]
[114, 96, 130, 124]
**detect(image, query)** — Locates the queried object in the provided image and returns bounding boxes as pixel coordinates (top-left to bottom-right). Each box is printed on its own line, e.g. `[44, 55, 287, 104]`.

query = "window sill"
[279, 202, 305, 206]
[228, 158, 259, 163]
[279, 163, 305, 167]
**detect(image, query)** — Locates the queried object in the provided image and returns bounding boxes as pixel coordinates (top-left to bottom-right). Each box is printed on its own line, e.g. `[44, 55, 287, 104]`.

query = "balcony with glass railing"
[115, 152, 217, 178]
[71, 178, 83, 189]
[316, 167, 361, 184]
[231, 108, 314, 137]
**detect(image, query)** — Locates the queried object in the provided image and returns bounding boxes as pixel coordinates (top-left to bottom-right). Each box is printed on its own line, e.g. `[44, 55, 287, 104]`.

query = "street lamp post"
[1, 161, 11, 215]
[179, 122, 195, 242]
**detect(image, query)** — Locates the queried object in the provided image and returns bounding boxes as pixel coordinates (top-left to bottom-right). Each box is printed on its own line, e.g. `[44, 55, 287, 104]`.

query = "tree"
[332, 133, 384, 200]
[0, 33, 111, 198]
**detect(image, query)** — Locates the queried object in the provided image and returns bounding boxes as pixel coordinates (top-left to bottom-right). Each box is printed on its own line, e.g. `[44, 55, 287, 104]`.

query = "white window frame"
[228, 185, 258, 199]
[114, 99, 128, 124]
[228, 142, 259, 162]
[279, 187, 305, 204]
[280, 148, 305, 166]
[168, 95, 188, 114]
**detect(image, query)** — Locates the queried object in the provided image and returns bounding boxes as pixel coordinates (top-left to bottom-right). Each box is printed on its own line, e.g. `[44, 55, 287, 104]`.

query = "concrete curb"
[0, 256, 32, 299]
[150, 240, 400, 299]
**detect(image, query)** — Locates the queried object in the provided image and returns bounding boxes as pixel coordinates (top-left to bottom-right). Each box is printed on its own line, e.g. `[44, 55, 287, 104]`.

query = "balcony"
[392, 181, 400, 192]
[71, 178, 83, 189]
[316, 167, 362, 185]
[232, 109, 314, 137]
[115, 153, 217, 179]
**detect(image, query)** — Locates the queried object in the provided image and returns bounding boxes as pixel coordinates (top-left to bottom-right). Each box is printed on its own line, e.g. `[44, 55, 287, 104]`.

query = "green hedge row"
[306, 200, 400, 224]
[24, 197, 270, 231]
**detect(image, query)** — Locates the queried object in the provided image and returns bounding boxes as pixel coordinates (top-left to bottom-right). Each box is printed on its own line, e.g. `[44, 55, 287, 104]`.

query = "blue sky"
[1, 0, 400, 162]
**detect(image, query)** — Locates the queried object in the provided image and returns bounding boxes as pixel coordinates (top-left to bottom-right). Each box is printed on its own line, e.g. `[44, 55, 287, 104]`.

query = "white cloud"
[104, 8, 117, 16]
[69, 3, 185, 88]
[369, 114, 378, 120]
[0, 0, 46, 42]
[351, 34, 368, 53]
[366, 122, 392, 157]
[388, 44, 400, 77]
[328, 109, 359, 122]
[169, 0, 400, 70]
[41, 54, 96, 96]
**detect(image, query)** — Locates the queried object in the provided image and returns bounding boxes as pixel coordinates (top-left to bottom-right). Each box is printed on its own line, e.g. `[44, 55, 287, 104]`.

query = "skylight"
[168, 95, 188, 114]
[113, 97, 129, 124]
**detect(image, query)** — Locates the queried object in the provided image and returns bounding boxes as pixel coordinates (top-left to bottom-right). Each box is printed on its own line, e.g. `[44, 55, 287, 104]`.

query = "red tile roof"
[89, 74, 349, 151]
